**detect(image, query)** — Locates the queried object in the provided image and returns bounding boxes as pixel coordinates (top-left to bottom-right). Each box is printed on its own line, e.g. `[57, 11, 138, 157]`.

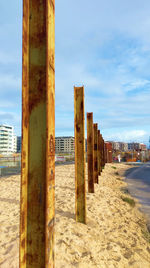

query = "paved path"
[125, 162, 150, 225]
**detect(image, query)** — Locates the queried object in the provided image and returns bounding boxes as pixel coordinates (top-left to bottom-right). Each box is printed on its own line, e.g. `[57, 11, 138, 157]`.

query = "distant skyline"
[0, 1, 150, 145]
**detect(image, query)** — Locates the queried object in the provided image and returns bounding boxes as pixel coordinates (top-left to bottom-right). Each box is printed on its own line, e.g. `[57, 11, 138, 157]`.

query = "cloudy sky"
[0, 1, 150, 145]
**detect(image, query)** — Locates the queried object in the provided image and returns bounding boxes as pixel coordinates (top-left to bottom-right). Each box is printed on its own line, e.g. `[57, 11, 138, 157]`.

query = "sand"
[0, 163, 150, 267]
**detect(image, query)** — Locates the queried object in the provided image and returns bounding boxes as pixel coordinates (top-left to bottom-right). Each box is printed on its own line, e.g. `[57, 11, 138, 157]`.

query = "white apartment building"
[55, 136, 75, 153]
[112, 142, 120, 151]
[0, 125, 17, 155]
[13, 135, 17, 153]
[119, 142, 128, 152]
[111, 141, 128, 152]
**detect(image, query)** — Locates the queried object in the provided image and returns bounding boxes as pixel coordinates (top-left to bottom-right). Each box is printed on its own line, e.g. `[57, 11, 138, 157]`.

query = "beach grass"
[111, 166, 117, 169]
[121, 196, 135, 207]
[142, 229, 150, 244]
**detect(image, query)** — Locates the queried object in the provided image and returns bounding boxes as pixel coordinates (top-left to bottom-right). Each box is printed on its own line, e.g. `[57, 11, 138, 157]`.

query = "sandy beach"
[0, 163, 150, 267]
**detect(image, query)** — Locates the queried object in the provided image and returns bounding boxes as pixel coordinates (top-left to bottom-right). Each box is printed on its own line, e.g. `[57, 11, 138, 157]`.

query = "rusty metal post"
[93, 123, 98, 183]
[105, 143, 108, 163]
[87, 112, 94, 193]
[103, 138, 105, 168]
[98, 130, 101, 176]
[105, 142, 108, 164]
[74, 86, 86, 224]
[20, 0, 55, 267]
[100, 133, 103, 172]
[101, 136, 104, 169]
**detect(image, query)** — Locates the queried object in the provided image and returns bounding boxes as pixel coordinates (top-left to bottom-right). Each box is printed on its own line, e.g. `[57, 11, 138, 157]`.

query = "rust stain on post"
[93, 123, 98, 183]
[20, 0, 29, 266]
[74, 86, 86, 224]
[20, 0, 55, 267]
[98, 130, 101, 176]
[87, 113, 94, 193]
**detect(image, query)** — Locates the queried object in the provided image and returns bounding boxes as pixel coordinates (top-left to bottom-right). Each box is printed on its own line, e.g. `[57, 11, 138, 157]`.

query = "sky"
[0, 1, 150, 145]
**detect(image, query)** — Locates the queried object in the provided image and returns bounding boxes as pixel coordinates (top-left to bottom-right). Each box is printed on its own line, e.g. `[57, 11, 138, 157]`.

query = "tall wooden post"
[74, 86, 86, 224]
[93, 123, 98, 183]
[87, 113, 94, 193]
[98, 130, 101, 176]
[20, 0, 55, 267]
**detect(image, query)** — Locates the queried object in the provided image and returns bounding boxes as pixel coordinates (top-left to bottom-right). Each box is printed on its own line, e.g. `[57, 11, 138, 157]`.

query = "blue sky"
[0, 1, 150, 145]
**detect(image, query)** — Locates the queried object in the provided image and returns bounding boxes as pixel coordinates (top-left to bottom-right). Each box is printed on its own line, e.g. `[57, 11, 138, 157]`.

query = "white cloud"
[0, 101, 16, 108]
[0, 111, 21, 135]
[0, 74, 21, 89]
[1, 0, 150, 139]
[0, 51, 18, 65]
[105, 130, 147, 143]
[123, 79, 150, 92]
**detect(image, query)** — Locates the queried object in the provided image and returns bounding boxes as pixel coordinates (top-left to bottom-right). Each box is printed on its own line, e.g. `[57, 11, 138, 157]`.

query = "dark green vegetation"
[121, 196, 135, 207]
[142, 229, 150, 244]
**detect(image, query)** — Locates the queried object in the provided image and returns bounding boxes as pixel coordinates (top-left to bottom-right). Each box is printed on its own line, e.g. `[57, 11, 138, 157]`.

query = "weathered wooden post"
[93, 123, 98, 183]
[98, 130, 101, 176]
[87, 112, 94, 193]
[74, 86, 86, 224]
[20, 0, 55, 267]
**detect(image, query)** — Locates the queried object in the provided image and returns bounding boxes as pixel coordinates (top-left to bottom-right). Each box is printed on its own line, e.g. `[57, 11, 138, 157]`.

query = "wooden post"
[87, 112, 94, 193]
[98, 130, 101, 176]
[20, 0, 55, 267]
[74, 86, 86, 224]
[93, 123, 98, 183]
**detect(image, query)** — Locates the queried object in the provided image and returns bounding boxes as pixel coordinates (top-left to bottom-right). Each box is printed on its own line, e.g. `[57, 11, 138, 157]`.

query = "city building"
[119, 142, 128, 152]
[128, 143, 140, 151]
[55, 136, 75, 153]
[0, 125, 17, 155]
[139, 143, 147, 151]
[111, 141, 128, 152]
[13, 135, 17, 153]
[17, 136, 22, 153]
[112, 142, 120, 151]
[128, 142, 147, 151]
[128, 142, 137, 151]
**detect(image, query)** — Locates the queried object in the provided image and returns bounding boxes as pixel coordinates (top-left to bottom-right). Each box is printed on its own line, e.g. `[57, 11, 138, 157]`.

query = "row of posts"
[19, 1, 107, 266]
[74, 86, 106, 224]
